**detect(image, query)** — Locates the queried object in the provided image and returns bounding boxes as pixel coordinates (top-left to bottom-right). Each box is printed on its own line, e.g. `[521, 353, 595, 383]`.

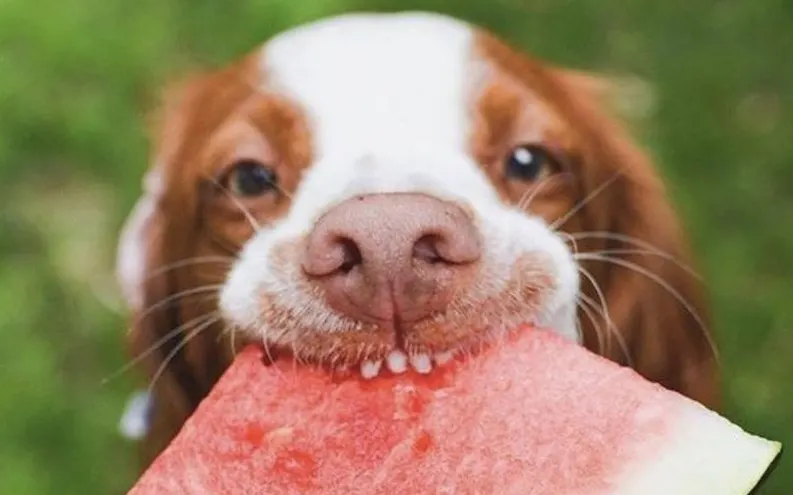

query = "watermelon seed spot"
[242, 423, 267, 446]
[411, 430, 434, 455]
[393, 384, 431, 420]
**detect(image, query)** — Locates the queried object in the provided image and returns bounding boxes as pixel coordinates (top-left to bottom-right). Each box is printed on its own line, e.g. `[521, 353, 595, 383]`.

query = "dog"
[115, 12, 720, 467]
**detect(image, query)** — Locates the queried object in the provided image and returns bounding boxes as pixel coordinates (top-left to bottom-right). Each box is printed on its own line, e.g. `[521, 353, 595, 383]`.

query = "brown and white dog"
[115, 12, 720, 467]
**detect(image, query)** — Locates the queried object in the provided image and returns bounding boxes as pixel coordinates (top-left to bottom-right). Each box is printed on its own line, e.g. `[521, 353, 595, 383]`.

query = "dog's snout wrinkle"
[302, 193, 481, 324]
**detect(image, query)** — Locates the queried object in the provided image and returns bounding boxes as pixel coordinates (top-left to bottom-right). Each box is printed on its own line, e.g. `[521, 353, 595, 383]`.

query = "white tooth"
[409, 353, 432, 374]
[434, 350, 454, 365]
[386, 350, 408, 374]
[360, 360, 382, 379]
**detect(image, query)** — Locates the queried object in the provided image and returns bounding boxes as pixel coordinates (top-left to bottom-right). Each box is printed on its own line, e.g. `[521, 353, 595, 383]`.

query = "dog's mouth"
[260, 345, 460, 378]
[252, 319, 538, 380]
[224, 252, 569, 379]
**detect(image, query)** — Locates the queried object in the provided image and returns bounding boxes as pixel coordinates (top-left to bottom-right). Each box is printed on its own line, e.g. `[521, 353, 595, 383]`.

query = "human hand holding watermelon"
[128, 326, 780, 494]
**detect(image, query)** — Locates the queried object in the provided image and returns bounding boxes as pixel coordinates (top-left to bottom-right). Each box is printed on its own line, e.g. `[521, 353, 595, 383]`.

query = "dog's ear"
[115, 75, 212, 463]
[555, 68, 657, 123]
[116, 71, 211, 316]
[117, 60, 263, 465]
[548, 67, 721, 410]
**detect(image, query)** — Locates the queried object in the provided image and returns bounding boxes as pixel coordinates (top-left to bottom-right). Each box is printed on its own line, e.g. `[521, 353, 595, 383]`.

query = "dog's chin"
[227, 286, 580, 379]
[221, 235, 581, 378]
[243, 322, 528, 379]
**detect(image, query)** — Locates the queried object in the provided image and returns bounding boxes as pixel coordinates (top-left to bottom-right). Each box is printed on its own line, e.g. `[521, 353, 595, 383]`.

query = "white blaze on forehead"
[263, 12, 473, 155]
[260, 13, 498, 229]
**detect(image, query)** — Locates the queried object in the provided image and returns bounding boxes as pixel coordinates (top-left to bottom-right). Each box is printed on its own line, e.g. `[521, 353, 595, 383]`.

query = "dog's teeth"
[434, 350, 454, 365]
[409, 353, 432, 374]
[386, 350, 408, 374]
[360, 359, 382, 379]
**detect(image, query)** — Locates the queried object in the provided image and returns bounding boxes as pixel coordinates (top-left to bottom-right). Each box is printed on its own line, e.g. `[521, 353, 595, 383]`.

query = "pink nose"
[302, 193, 481, 324]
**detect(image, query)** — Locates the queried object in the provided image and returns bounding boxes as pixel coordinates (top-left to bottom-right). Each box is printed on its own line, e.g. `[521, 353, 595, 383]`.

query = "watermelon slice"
[128, 327, 780, 494]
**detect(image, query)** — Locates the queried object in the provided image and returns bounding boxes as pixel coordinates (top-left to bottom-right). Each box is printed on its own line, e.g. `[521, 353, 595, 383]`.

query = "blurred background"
[0, 0, 790, 493]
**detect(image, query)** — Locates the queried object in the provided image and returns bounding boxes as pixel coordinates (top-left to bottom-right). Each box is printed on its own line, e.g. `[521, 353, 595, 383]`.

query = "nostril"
[337, 237, 363, 274]
[303, 233, 364, 278]
[414, 224, 481, 266]
[412, 235, 445, 264]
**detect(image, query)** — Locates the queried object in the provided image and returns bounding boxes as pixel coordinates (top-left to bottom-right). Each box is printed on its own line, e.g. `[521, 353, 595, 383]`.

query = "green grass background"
[0, 0, 790, 493]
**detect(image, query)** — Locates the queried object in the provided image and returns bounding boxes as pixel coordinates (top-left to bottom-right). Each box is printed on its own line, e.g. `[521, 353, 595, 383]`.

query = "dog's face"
[117, 12, 719, 460]
[221, 14, 587, 372]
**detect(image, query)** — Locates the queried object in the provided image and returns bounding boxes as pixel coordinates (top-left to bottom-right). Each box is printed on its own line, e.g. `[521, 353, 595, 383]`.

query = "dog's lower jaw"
[218, 295, 583, 380]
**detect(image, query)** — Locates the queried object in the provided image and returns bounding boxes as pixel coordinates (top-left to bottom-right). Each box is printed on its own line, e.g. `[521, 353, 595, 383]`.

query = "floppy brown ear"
[116, 190, 200, 463]
[115, 75, 218, 465]
[117, 58, 265, 465]
[550, 68, 721, 410]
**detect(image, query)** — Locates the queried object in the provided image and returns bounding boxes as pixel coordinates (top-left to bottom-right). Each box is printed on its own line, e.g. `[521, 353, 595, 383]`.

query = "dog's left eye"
[225, 159, 278, 197]
[504, 144, 559, 182]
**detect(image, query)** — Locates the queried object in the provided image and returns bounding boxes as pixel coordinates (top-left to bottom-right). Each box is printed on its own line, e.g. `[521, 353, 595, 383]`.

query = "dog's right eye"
[225, 159, 278, 197]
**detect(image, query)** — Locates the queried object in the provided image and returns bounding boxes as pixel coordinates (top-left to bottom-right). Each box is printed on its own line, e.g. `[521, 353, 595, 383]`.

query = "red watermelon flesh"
[129, 327, 780, 494]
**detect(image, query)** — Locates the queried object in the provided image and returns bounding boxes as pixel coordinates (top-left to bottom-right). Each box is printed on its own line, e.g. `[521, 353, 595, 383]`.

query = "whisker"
[147, 315, 222, 393]
[209, 236, 247, 257]
[577, 264, 614, 347]
[571, 230, 666, 248]
[217, 323, 230, 342]
[569, 231, 701, 280]
[290, 339, 300, 374]
[550, 171, 622, 230]
[517, 175, 557, 211]
[260, 325, 296, 379]
[574, 314, 583, 343]
[578, 262, 630, 365]
[578, 248, 701, 280]
[273, 182, 294, 201]
[575, 294, 604, 353]
[576, 253, 719, 362]
[229, 324, 238, 357]
[103, 312, 219, 385]
[557, 231, 579, 255]
[208, 176, 262, 231]
[578, 292, 633, 366]
[578, 265, 611, 324]
[127, 285, 224, 335]
[143, 256, 235, 284]
[217, 323, 247, 362]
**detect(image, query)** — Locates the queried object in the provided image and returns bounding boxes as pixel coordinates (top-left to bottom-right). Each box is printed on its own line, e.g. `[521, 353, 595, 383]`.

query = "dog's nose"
[302, 193, 481, 323]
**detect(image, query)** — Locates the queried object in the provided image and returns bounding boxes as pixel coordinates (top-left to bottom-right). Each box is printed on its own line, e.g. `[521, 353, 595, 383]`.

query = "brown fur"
[475, 32, 719, 407]
[126, 53, 312, 464]
[124, 30, 719, 469]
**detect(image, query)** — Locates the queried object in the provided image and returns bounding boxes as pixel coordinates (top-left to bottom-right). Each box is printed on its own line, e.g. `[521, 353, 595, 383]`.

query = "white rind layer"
[612, 398, 781, 495]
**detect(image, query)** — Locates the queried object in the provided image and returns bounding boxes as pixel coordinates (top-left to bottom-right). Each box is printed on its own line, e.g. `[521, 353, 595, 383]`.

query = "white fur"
[219, 12, 581, 346]
[116, 168, 163, 310]
[262, 12, 493, 230]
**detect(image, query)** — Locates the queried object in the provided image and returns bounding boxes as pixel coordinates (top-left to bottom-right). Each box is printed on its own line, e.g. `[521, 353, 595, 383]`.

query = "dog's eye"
[504, 144, 559, 182]
[225, 160, 278, 197]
